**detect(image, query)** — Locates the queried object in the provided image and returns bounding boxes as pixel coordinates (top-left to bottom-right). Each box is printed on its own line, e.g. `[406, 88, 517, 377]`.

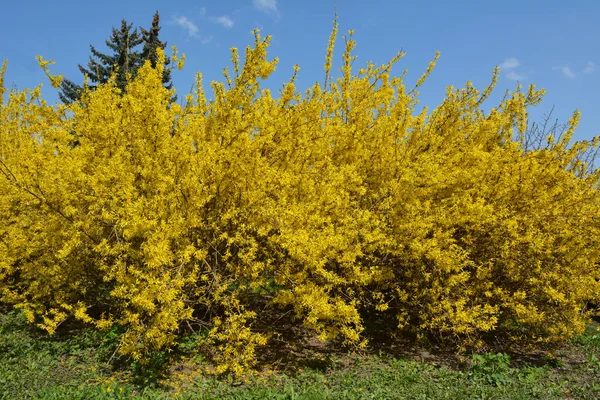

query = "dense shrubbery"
[1, 24, 599, 375]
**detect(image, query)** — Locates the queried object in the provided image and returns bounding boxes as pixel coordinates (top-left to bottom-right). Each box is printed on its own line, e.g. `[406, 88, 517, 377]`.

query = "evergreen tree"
[60, 13, 174, 104]
[140, 11, 176, 102]
[59, 79, 84, 104]
[60, 20, 142, 104]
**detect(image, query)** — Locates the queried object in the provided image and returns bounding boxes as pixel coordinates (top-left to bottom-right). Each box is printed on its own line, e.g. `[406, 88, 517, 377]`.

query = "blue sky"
[1, 0, 598, 142]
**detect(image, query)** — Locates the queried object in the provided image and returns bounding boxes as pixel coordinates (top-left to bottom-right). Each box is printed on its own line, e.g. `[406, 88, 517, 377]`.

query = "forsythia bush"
[1, 24, 600, 375]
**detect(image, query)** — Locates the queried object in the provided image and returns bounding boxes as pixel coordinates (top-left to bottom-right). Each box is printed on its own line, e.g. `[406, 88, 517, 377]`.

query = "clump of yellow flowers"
[1, 23, 599, 376]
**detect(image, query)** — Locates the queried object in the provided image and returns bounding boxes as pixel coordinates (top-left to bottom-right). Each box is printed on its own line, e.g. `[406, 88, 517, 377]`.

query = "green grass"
[1, 310, 600, 399]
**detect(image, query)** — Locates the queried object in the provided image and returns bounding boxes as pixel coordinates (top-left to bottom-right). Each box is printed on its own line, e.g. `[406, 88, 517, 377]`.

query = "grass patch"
[1, 309, 599, 399]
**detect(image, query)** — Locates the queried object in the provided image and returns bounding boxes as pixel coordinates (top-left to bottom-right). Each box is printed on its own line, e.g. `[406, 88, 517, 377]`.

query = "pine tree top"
[60, 12, 175, 104]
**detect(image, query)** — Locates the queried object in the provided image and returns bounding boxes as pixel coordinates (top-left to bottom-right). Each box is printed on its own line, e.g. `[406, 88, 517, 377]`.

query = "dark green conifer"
[140, 11, 176, 101]
[60, 14, 174, 104]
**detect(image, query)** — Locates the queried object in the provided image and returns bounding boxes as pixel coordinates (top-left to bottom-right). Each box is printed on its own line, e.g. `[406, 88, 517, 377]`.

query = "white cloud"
[253, 0, 278, 13]
[500, 57, 520, 69]
[215, 15, 234, 29]
[583, 61, 596, 74]
[173, 16, 199, 37]
[553, 65, 576, 79]
[506, 71, 527, 81]
[201, 36, 213, 45]
[200, 7, 207, 16]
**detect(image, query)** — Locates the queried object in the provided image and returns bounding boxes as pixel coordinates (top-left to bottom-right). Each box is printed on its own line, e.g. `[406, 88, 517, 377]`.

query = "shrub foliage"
[1, 24, 599, 375]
